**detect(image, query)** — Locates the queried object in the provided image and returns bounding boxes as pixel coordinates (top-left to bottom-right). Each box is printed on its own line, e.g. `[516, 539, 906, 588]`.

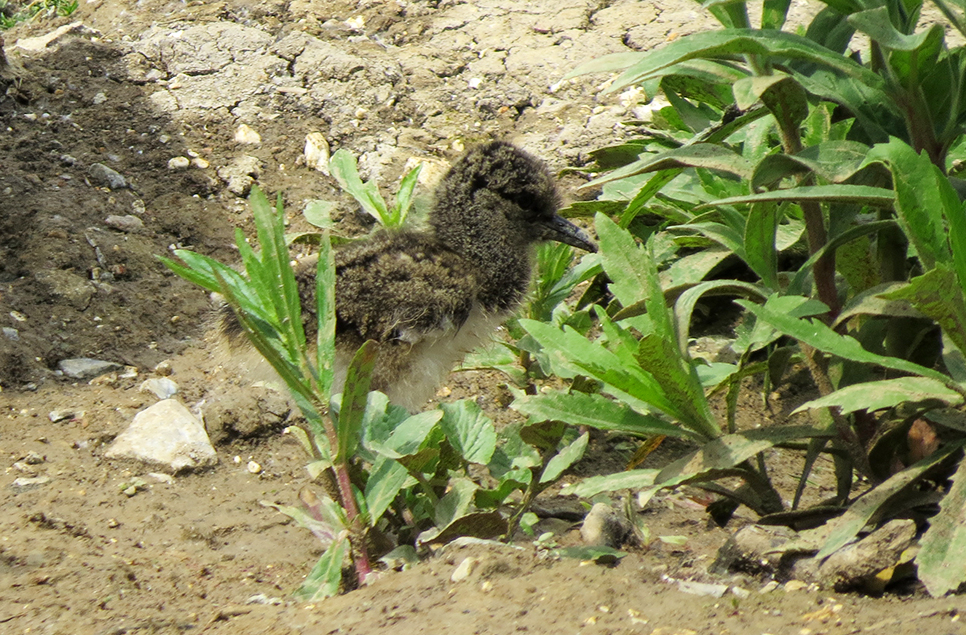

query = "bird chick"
[218, 141, 596, 411]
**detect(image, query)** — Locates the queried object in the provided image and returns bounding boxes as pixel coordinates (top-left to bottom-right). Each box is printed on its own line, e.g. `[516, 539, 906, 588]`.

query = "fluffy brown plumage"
[219, 141, 596, 411]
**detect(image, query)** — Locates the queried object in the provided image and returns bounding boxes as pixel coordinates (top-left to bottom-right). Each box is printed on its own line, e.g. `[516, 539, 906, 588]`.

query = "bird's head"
[431, 141, 597, 254]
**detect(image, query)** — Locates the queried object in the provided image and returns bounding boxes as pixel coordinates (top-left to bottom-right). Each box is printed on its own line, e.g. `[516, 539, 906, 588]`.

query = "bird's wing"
[330, 232, 478, 347]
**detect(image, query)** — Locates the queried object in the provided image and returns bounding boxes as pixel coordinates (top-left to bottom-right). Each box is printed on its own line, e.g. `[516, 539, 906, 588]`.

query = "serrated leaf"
[696, 184, 895, 210]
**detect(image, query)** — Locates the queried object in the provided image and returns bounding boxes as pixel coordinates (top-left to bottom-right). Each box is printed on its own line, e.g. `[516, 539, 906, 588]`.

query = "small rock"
[167, 156, 190, 170]
[246, 460, 262, 474]
[580, 503, 632, 548]
[105, 214, 145, 233]
[58, 357, 122, 380]
[105, 399, 218, 473]
[731, 586, 751, 599]
[49, 409, 79, 423]
[107, 518, 120, 528]
[154, 361, 173, 376]
[24, 451, 45, 465]
[139, 377, 179, 400]
[451, 556, 479, 582]
[14, 22, 100, 52]
[13, 462, 38, 475]
[784, 580, 808, 592]
[147, 472, 175, 484]
[92, 92, 107, 105]
[88, 163, 128, 190]
[11, 476, 51, 491]
[304, 132, 330, 174]
[234, 123, 262, 145]
[678, 580, 728, 598]
[2, 327, 19, 341]
[35, 270, 95, 311]
[191, 157, 210, 169]
[120, 366, 139, 379]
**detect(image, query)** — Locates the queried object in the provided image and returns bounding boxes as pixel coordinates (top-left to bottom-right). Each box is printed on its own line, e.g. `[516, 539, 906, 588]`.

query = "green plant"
[161, 186, 594, 598]
[542, 0, 966, 595]
[327, 149, 423, 229]
[0, 0, 77, 29]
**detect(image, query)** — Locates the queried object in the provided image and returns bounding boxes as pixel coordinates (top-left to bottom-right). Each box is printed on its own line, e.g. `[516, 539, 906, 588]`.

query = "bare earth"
[2, 1, 966, 633]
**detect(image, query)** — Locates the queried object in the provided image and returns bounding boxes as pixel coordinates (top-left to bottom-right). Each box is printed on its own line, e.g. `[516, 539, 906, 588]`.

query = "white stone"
[304, 132, 330, 175]
[168, 156, 190, 170]
[105, 399, 217, 473]
[139, 377, 179, 399]
[234, 123, 262, 145]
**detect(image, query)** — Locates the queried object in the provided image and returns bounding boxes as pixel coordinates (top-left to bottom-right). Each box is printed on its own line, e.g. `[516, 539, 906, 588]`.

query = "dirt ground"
[2, 1, 966, 633]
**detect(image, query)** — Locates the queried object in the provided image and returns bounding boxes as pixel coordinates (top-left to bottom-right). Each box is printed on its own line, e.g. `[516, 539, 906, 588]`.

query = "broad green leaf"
[294, 537, 350, 601]
[596, 211, 652, 307]
[334, 341, 378, 461]
[733, 74, 808, 129]
[743, 203, 780, 289]
[656, 425, 830, 484]
[918, 454, 966, 597]
[868, 138, 955, 270]
[881, 266, 966, 358]
[329, 149, 389, 223]
[562, 469, 662, 499]
[848, 7, 943, 51]
[512, 391, 693, 440]
[659, 247, 731, 291]
[794, 376, 964, 415]
[696, 184, 895, 210]
[303, 199, 336, 229]
[584, 144, 753, 189]
[540, 432, 589, 483]
[818, 442, 965, 559]
[366, 409, 443, 458]
[556, 545, 627, 562]
[427, 478, 478, 539]
[674, 280, 770, 352]
[751, 141, 871, 189]
[762, 0, 791, 30]
[364, 456, 411, 526]
[439, 401, 497, 465]
[832, 282, 924, 329]
[608, 29, 881, 94]
[739, 298, 955, 386]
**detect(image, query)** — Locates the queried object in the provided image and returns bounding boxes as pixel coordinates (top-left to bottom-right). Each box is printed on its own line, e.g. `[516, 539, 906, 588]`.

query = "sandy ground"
[2, 1, 966, 633]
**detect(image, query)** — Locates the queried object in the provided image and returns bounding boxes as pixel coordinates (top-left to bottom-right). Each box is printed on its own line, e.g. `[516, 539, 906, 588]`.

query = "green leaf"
[366, 410, 443, 458]
[696, 184, 895, 210]
[794, 376, 964, 415]
[562, 469, 661, 499]
[656, 425, 830, 484]
[733, 73, 808, 129]
[751, 141, 871, 189]
[608, 29, 881, 94]
[848, 7, 943, 51]
[739, 297, 955, 386]
[540, 432, 589, 483]
[329, 148, 389, 224]
[596, 211, 652, 308]
[294, 536, 350, 601]
[743, 203, 780, 289]
[762, 0, 791, 30]
[393, 163, 422, 226]
[868, 139, 956, 270]
[881, 267, 966, 358]
[424, 478, 478, 541]
[564, 51, 649, 79]
[818, 442, 965, 559]
[364, 456, 411, 526]
[439, 400, 497, 465]
[918, 454, 966, 597]
[303, 200, 337, 229]
[512, 392, 693, 440]
[584, 144, 754, 189]
[334, 341, 378, 461]
[555, 545, 627, 563]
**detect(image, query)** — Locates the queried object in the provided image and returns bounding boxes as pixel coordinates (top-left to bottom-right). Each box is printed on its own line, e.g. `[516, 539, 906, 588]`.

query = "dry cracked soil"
[2, 1, 966, 634]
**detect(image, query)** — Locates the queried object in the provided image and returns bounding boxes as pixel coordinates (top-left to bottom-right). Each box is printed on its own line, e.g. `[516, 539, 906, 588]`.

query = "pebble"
[58, 357, 122, 380]
[88, 163, 128, 190]
[154, 360, 173, 376]
[451, 556, 479, 582]
[2, 327, 19, 341]
[139, 377, 179, 400]
[246, 460, 262, 474]
[217, 155, 262, 197]
[131, 198, 146, 214]
[234, 123, 262, 145]
[304, 132, 330, 174]
[677, 580, 728, 598]
[246, 594, 283, 605]
[104, 214, 145, 233]
[92, 92, 107, 105]
[49, 409, 81, 423]
[24, 451, 45, 465]
[11, 476, 51, 491]
[147, 472, 175, 484]
[167, 156, 190, 170]
[191, 157, 210, 169]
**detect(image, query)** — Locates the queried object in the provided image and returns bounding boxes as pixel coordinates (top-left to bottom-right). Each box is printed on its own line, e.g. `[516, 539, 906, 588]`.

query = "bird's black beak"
[540, 214, 598, 253]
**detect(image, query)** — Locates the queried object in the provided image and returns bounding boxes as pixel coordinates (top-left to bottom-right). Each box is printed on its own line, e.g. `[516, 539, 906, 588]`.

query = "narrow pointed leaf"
[540, 432, 589, 483]
[918, 455, 966, 596]
[695, 184, 894, 210]
[364, 456, 411, 526]
[794, 377, 964, 415]
[334, 341, 378, 460]
[294, 537, 351, 601]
